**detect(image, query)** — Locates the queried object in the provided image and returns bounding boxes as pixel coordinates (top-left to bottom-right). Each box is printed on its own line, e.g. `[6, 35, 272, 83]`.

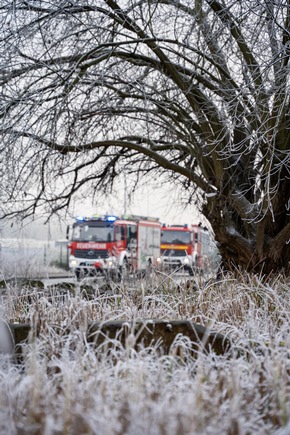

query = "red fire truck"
[67, 214, 161, 279]
[159, 223, 211, 275]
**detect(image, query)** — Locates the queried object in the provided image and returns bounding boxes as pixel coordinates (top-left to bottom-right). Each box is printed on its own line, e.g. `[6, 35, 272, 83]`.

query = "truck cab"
[160, 223, 210, 275]
[160, 224, 196, 274]
[67, 214, 160, 279]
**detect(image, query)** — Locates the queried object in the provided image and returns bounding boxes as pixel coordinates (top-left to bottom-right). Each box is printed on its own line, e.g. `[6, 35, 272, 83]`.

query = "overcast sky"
[72, 183, 201, 226]
[1, 183, 207, 241]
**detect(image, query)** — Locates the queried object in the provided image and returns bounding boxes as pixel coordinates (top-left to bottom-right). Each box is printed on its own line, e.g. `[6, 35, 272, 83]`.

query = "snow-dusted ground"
[0, 238, 68, 279]
[0, 273, 290, 434]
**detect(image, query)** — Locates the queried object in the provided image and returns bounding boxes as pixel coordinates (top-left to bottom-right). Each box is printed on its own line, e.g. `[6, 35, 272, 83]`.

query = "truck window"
[115, 226, 121, 241]
[127, 225, 137, 250]
[127, 225, 137, 241]
[115, 225, 126, 241]
[161, 230, 191, 244]
[72, 223, 113, 241]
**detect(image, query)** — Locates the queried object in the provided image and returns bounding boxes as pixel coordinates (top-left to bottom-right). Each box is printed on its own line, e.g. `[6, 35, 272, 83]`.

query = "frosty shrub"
[0, 273, 290, 434]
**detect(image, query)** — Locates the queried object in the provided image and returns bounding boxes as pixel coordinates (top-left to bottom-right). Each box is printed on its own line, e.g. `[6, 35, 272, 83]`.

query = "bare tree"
[1, 0, 290, 273]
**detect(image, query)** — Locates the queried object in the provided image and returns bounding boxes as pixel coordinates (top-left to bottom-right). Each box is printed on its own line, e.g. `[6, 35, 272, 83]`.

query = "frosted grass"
[0, 272, 290, 434]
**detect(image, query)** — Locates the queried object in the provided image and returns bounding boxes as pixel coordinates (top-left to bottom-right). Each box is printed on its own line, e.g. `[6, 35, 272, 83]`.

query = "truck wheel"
[118, 258, 129, 281]
[189, 265, 195, 276]
[143, 259, 153, 280]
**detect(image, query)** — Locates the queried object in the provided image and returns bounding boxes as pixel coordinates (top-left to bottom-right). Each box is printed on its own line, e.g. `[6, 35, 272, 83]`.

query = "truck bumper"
[159, 257, 196, 274]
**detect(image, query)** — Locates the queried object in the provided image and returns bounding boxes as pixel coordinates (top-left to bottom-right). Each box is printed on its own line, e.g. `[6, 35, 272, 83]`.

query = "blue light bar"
[76, 216, 85, 221]
[106, 215, 118, 222]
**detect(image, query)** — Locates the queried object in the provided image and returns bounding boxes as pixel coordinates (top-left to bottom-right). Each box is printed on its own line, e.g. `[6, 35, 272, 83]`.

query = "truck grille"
[163, 259, 182, 266]
[161, 249, 187, 257]
[74, 249, 109, 259]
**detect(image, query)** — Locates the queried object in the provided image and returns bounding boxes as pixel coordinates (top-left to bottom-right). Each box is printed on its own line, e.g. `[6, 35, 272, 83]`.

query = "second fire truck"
[159, 223, 211, 275]
[67, 214, 161, 279]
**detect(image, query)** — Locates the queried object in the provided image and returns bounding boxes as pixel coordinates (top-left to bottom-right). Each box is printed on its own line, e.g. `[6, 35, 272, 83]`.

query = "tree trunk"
[203, 181, 290, 275]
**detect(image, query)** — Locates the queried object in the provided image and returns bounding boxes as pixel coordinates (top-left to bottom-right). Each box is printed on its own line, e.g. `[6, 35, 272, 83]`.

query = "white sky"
[71, 183, 203, 227]
[1, 183, 208, 241]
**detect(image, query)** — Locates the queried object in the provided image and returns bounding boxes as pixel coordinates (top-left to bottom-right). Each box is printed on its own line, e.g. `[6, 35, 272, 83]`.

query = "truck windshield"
[72, 224, 114, 242]
[161, 230, 191, 244]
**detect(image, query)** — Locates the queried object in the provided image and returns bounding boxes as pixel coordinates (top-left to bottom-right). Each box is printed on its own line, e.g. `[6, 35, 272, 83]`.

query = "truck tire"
[189, 263, 196, 276]
[118, 258, 129, 281]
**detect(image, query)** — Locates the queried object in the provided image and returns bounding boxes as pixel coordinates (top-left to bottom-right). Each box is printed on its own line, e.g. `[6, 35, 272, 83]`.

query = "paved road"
[42, 270, 198, 289]
[1, 270, 204, 295]
[42, 276, 77, 287]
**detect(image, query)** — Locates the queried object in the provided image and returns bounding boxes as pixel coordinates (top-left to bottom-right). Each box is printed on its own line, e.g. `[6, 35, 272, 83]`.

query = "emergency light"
[75, 215, 119, 222]
[106, 215, 118, 222]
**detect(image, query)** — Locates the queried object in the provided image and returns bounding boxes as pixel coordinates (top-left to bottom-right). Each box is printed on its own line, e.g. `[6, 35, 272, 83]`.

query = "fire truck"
[67, 214, 161, 279]
[159, 223, 211, 275]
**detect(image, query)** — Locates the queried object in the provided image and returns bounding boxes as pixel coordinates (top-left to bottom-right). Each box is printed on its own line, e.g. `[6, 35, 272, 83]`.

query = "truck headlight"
[70, 260, 77, 267]
[183, 258, 190, 265]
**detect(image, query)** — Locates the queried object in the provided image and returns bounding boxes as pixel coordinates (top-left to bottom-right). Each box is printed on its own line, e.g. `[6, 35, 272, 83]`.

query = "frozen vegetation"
[0, 272, 290, 434]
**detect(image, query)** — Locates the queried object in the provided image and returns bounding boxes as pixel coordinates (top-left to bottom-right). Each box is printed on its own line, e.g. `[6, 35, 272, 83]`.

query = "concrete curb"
[9, 320, 232, 360]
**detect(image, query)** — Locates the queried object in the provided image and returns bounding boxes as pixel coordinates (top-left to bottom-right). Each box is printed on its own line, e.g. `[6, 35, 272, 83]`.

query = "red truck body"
[160, 224, 210, 274]
[67, 214, 160, 279]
